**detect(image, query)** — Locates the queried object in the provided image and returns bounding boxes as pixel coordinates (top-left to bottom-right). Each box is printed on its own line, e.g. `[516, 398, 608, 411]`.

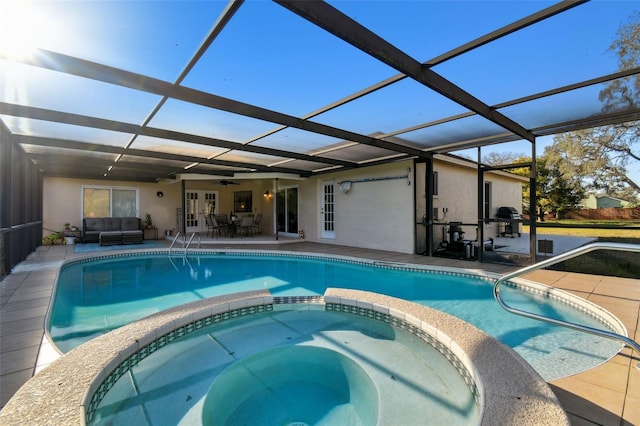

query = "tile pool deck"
[0, 240, 638, 425]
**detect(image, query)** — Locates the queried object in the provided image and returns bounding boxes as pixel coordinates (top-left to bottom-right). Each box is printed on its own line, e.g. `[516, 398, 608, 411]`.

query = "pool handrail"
[168, 231, 182, 256]
[169, 231, 201, 256]
[184, 232, 201, 254]
[493, 242, 640, 364]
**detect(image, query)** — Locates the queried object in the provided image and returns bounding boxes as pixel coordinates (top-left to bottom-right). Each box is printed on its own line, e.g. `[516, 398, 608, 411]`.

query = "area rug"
[74, 240, 165, 253]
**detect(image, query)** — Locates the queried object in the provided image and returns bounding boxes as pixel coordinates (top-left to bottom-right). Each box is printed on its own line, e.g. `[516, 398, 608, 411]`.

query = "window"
[432, 171, 439, 196]
[233, 191, 252, 213]
[83, 186, 138, 218]
[484, 181, 492, 219]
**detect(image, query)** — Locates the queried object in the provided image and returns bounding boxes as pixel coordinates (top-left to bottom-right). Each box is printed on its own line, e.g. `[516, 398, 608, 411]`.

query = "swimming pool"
[48, 250, 624, 380]
[2, 288, 570, 425]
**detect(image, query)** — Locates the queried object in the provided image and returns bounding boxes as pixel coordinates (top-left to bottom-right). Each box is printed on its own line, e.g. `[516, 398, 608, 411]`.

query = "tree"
[482, 151, 522, 167]
[547, 12, 639, 201]
[483, 153, 584, 220]
[518, 156, 584, 220]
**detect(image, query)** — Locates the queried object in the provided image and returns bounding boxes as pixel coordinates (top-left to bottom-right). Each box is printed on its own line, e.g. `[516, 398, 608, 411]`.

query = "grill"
[497, 207, 522, 220]
[496, 207, 522, 237]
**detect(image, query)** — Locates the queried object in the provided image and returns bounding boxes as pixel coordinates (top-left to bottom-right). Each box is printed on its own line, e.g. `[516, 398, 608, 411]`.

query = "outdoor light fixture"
[264, 190, 271, 198]
[156, 191, 164, 198]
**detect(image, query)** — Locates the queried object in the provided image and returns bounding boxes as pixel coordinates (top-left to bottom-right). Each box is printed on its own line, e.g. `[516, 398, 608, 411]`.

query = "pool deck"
[1, 240, 638, 425]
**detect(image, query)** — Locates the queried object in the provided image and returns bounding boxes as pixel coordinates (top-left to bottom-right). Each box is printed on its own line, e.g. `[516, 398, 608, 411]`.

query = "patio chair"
[215, 214, 229, 226]
[209, 215, 229, 238]
[250, 213, 262, 235]
[215, 214, 233, 237]
[204, 215, 216, 238]
[236, 215, 254, 237]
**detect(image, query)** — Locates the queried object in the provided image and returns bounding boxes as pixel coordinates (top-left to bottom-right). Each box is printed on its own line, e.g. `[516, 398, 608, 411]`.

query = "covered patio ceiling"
[1, 0, 639, 183]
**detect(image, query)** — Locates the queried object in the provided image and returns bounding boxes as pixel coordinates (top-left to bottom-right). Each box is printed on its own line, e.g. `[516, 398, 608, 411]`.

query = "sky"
[1, 1, 638, 184]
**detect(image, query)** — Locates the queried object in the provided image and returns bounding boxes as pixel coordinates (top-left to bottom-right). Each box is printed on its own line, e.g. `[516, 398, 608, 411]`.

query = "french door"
[185, 191, 218, 234]
[321, 182, 335, 239]
[276, 187, 298, 234]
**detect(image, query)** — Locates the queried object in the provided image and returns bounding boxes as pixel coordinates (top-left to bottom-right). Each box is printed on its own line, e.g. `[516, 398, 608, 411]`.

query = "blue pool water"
[49, 252, 622, 380]
[92, 309, 480, 425]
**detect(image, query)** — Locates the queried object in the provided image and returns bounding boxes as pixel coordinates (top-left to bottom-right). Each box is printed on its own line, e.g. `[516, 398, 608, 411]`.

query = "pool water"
[49, 253, 622, 380]
[91, 309, 480, 425]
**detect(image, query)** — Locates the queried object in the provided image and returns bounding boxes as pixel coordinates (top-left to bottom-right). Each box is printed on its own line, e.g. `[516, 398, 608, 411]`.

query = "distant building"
[582, 194, 630, 209]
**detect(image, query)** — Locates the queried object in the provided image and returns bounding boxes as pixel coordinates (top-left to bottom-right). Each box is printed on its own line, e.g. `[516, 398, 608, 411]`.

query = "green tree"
[518, 156, 584, 221]
[483, 153, 584, 220]
[547, 12, 639, 200]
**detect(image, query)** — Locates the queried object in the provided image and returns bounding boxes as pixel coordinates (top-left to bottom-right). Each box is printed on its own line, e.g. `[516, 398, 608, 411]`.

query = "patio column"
[530, 139, 537, 264]
[477, 147, 484, 262]
[425, 158, 434, 256]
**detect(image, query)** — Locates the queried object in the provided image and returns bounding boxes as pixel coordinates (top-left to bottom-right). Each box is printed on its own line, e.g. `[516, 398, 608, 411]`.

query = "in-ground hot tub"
[202, 345, 378, 425]
[0, 289, 569, 425]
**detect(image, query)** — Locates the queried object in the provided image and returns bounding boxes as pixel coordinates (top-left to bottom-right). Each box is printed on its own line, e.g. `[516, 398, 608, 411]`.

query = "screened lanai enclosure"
[2, 0, 639, 277]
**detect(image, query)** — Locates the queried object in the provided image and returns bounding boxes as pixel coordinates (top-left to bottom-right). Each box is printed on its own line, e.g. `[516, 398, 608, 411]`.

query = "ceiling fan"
[218, 180, 240, 186]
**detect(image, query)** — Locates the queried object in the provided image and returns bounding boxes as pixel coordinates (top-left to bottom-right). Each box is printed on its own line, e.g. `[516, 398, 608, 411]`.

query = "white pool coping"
[0, 288, 569, 425]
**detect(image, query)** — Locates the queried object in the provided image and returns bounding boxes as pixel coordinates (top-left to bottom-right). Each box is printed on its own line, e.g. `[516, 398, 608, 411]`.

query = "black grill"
[497, 207, 522, 220]
[496, 207, 522, 237]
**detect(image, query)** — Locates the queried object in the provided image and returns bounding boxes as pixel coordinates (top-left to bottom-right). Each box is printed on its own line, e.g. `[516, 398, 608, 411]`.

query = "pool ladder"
[168, 231, 201, 256]
[493, 242, 640, 370]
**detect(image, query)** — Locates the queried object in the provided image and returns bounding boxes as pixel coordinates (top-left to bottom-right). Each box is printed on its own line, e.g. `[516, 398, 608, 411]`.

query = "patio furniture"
[99, 231, 123, 246]
[83, 217, 143, 245]
[236, 216, 254, 237]
[206, 215, 228, 238]
[204, 215, 215, 238]
[220, 214, 237, 237]
[250, 213, 262, 235]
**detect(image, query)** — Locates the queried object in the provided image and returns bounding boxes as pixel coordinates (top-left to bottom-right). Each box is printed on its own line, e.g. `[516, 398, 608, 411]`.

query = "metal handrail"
[493, 242, 640, 363]
[183, 232, 201, 255]
[168, 232, 182, 256]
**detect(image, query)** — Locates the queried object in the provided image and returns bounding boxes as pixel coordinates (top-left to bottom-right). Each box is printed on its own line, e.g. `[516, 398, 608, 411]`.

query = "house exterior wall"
[596, 196, 625, 209]
[43, 177, 182, 237]
[297, 160, 415, 254]
[42, 158, 523, 255]
[582, 194, 627, 209]
[583, 194, 598, 209]
[429, 156, 524, 247]
[42, 177, 276, 239]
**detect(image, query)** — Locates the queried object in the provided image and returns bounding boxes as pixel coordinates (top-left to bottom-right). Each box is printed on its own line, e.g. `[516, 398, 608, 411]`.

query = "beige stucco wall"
[435, 159, 524, 237]
[43, 177, 182, 237]
[42, 158, 522, 255]
[419, 155, 525, 250]
[43, 177, 277, 238]
[299, 160, 415, 254]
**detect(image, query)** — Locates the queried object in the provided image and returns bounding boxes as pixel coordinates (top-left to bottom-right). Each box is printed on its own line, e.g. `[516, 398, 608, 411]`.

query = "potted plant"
[144, 213, 153, 228]
[47, 232, 64, 245]
[64, 222, 70, 231]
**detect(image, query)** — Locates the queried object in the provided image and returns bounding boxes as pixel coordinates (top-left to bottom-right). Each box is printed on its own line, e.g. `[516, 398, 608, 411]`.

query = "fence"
[560, 207, 640, 220]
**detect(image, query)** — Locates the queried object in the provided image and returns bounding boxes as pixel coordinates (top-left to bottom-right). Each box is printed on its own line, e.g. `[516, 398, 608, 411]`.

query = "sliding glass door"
[276, 187, 298, 234]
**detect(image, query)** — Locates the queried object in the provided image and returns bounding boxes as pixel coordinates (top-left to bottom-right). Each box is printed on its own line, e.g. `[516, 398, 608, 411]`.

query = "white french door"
[321, 182, 335, 239]
[185, 191, 218, 234]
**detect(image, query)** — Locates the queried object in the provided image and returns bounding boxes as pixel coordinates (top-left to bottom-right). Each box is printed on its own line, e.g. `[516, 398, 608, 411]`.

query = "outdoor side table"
[144, 227, 158, 240]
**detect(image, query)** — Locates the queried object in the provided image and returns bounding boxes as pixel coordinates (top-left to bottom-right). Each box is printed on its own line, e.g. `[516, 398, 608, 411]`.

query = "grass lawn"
[522, 220, 640, 278]
[523, 220, 640, 239]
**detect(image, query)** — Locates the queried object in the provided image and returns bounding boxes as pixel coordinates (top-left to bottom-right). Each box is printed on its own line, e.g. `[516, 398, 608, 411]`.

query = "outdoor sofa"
[82, 217, 143, 245]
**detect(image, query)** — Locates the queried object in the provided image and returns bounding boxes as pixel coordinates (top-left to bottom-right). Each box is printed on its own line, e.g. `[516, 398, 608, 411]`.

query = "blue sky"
[1, 1, 638, 183]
